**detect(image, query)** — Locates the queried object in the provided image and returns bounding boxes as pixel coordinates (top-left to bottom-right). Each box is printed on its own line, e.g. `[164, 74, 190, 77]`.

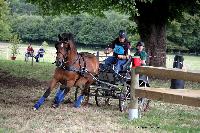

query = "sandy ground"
[0, 69, 149, 133]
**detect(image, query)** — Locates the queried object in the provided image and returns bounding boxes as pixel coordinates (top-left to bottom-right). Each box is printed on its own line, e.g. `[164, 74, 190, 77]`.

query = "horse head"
[55, 33, 77, 68]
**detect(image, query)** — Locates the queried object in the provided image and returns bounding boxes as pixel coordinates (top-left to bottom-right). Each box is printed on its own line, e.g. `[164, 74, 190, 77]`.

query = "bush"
[9, 34, 21, 57]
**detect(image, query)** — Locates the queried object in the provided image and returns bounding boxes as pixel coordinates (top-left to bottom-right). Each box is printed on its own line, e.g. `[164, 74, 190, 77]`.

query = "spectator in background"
[35, 46, 45, 62]
[26, 43, 34, 57]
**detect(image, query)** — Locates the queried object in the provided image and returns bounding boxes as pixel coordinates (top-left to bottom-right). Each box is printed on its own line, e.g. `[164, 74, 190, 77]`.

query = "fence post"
[96, 51, 99, 61]
[128, 56, 140, 120]
[31, 55, 34, 66]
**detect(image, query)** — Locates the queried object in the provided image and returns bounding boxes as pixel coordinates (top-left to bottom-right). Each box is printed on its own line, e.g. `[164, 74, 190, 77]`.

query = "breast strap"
[63, 53, 87, 76]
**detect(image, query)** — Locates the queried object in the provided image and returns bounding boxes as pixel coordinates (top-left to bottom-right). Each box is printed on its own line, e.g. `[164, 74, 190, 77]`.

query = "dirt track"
[0, 69, 146, 133]
[0, 69, 48, 109]
[0, 69, 47, 88]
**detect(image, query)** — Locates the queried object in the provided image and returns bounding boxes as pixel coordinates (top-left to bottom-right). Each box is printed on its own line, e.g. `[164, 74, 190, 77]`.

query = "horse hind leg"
[74, 82, 92, 108]
[33, 79, 57, 110]
[74, 85, 85, 108]
[81, 86, 90, 106]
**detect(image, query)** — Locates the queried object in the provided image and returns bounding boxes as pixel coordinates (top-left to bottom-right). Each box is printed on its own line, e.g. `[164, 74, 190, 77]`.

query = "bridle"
[56, 41, 70, 67]
[56, 41, 80, 68]
[58, 41, 70, 52]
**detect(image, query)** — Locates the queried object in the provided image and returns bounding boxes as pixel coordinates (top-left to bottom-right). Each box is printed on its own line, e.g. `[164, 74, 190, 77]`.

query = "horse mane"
[56, 32, 77, 52]
[79, 52, 95, 58]
[58, 32, 75, 44]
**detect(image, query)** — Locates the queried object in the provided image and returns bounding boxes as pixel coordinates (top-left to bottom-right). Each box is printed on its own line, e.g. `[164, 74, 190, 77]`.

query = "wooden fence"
[94, 51, 200, 120]
[129, 66, 200, 120]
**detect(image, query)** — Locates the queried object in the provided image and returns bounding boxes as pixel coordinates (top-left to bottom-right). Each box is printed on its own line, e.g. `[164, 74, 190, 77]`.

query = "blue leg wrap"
[54, 89, 64, 105]
[34, 96, 45, 110]
[59, 93, 65, 103]
[74, 95, 84, 108]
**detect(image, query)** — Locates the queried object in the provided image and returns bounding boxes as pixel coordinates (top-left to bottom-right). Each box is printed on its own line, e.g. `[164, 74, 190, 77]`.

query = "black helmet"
[136, 41, 144, 47]
[119, 30, 126, 38]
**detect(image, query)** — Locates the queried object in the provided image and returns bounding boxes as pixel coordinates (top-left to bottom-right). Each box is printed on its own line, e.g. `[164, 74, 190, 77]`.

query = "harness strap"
[63, 53, 87, 76]
[79, 53, 87, 76]
[63, 53, 88, 86]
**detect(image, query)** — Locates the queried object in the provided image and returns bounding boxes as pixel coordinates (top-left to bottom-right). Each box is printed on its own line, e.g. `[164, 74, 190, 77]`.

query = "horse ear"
[58, 34, 62, 41]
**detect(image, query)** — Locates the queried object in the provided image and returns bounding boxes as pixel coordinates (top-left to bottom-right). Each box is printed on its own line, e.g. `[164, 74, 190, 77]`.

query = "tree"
[167, 12, 200, 54]
[10, 15, 46, 41]
[0, 0, 12, 41]
[10, 12, 135, 44]
[27, 0, 200, 66]
[9, 34, 21, 57]
[8, 0, 38, 15]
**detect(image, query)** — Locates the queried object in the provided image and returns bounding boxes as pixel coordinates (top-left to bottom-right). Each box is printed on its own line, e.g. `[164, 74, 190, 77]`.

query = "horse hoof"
[52, 104, 59, 108]
[33, 107, 37, 111]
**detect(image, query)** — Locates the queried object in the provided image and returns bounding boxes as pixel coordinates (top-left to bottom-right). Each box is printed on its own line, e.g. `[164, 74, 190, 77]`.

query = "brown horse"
[33, 33, 99, 110]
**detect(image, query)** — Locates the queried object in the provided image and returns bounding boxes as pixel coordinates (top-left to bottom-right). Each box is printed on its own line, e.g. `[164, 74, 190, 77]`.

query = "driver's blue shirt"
[108, 37, 130, 58]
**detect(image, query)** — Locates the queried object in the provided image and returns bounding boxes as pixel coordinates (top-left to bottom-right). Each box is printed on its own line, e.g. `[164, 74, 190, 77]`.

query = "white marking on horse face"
[61, 43, 64, 48]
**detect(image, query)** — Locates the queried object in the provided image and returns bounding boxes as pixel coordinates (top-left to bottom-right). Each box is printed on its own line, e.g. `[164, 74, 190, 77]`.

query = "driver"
[104, 30, 131, 74]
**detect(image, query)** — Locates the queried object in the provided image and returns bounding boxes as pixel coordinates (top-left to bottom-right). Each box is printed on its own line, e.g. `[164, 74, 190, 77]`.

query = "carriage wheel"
[119, 85, 130, 112]
[138, 97, 151, 117]
[95, 88, 110, 107]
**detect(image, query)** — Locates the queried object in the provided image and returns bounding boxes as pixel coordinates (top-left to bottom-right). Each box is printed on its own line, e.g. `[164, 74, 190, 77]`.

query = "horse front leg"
[33, 78, 58, 110]
[52, 84, 70, 108]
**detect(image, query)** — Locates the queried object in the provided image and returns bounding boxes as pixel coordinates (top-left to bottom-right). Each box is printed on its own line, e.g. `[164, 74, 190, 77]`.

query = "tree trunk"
[134, 0, 169, 67]
[138, 22, 167, 67]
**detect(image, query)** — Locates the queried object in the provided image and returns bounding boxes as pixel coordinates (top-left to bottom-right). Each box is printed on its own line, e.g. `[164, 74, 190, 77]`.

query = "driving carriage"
[80, 55, 150, 112]
[33, 32, 150, 114]
[90, 57, 132, 112]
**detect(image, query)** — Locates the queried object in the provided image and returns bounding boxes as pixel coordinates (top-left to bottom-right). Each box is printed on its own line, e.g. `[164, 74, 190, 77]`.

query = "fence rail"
[129, 66, 200, 120]
[136, 66, 200, 82]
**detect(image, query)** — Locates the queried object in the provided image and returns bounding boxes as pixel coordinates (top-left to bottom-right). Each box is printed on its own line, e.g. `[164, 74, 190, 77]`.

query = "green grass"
[0, 128, 15, 133]
[0, 57, 199, 132]
[166, 54, 200, 71]
[120, 102, 200, 132]
[0, 60, 56, 81]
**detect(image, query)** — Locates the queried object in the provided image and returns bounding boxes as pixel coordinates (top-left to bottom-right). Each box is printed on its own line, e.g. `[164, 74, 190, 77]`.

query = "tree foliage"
[10, 12, 137, 45]
[167, 12, 200, 53]
[4, 0, 200, 59]
[8, 0, 38, 15]
[26, 0, 200, 20]
[0, 0, 12, 40]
